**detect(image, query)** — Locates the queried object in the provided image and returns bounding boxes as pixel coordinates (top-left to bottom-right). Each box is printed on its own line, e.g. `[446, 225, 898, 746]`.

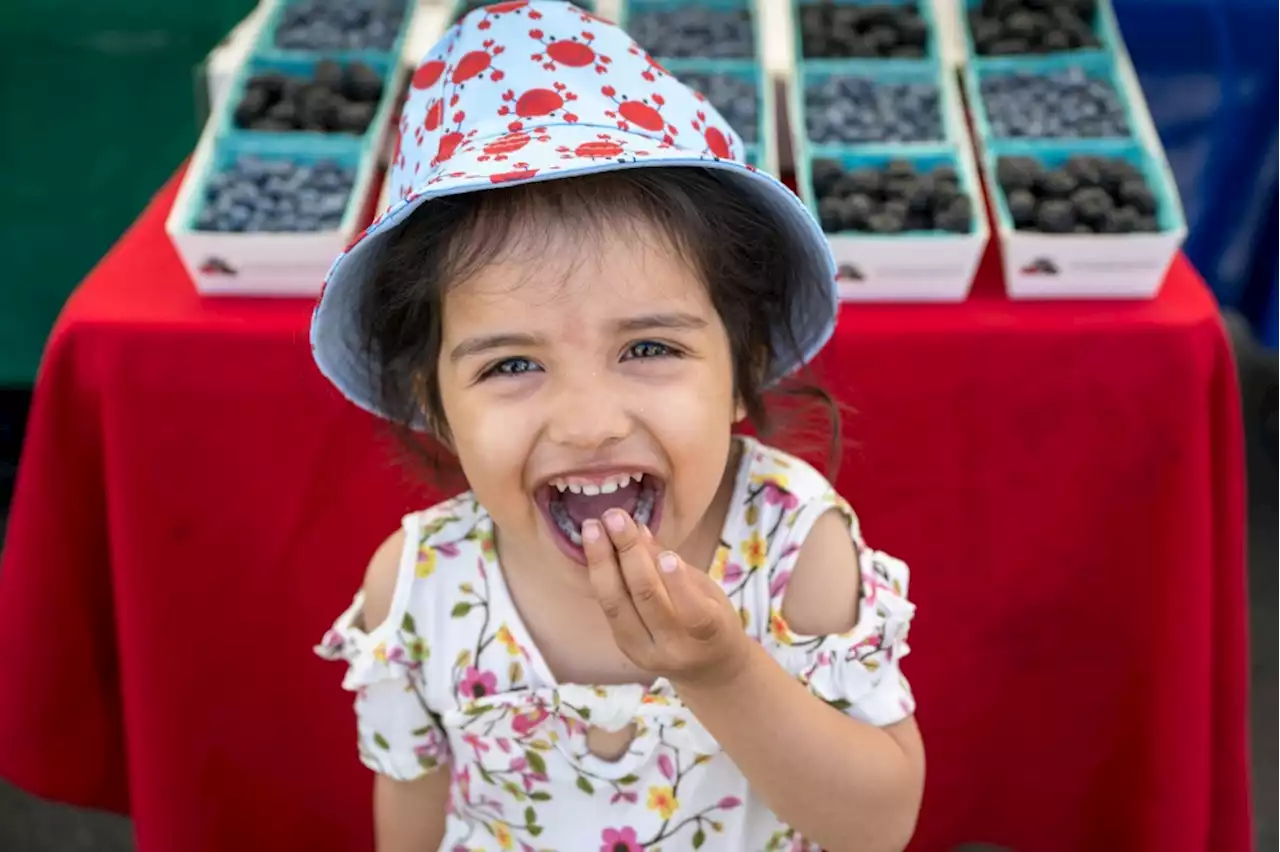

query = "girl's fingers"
[653, 548, 723, 644]
[602, 510, 678, 639]
[583, 519, 652, 650]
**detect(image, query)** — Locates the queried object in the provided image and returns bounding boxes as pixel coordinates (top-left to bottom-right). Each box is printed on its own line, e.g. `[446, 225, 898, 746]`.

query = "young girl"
[313, 3, 923, 850]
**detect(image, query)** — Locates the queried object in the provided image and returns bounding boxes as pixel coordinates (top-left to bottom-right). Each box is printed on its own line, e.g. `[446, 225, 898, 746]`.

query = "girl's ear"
[733, 399, 748, 424]
[413, 372, 453, 447]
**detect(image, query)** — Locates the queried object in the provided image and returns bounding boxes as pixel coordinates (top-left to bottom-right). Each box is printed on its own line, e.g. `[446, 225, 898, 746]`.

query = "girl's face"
[435, 221, 742, 580]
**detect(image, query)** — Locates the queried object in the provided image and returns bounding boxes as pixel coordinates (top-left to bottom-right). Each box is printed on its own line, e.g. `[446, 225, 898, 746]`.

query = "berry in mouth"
[541, 472, 662, 550]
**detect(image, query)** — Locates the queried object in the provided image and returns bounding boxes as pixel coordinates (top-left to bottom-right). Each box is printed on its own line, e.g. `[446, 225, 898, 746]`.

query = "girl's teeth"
[550, 473, 646, 494]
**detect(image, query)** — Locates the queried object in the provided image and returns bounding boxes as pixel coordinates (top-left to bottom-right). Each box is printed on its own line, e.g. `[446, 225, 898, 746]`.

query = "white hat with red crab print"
[310, 0, 838, 424]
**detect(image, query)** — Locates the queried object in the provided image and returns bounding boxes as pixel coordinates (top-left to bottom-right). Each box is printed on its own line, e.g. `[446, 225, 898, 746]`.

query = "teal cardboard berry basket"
[254, 0, 417, 64]
[982, 139, 1187, 299]
[792, 0, 942, 69]
[621, 0, 760, 63]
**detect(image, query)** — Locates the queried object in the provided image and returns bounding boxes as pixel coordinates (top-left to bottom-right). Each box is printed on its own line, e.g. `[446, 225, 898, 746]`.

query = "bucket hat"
[311, 0, 837, 425]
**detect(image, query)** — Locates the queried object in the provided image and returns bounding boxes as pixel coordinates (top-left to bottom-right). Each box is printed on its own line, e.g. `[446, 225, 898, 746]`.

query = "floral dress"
[317, 437, 916, 852]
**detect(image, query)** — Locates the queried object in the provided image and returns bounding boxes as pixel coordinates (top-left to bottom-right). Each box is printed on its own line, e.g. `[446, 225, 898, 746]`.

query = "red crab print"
[628, 45, 669, 82]
[529, 29, 611, 73]
[431, 111, 477, 167]
[474, 0, 543, 29]
[498, 81, 579, 130]
[490, 162, 539, 184]
[411, 59, 445, 90]
[450, 40, 505, 84]
[601, 86, 677, 144]
[691, 111, 734, 159]
[477, 127, 551, 161]
[423, 98, 443, 132]
[556, 133, 627, 160]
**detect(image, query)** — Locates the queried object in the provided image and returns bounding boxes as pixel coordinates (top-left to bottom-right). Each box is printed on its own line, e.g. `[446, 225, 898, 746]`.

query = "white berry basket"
[986, 140, 1187, 301]
[166, 131, 381, 297]
[797, 144, 990, 303]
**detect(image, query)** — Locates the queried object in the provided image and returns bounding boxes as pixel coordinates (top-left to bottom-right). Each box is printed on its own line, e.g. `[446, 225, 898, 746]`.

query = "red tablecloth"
[0, 172, 1252, 852]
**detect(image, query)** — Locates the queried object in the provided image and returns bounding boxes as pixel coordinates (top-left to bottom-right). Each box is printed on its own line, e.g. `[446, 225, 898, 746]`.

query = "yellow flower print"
[708, 545, 730, 581]
[477, 526, 497, 562]
[415, 545, 437, 578]
[647, 785, 679, 820]
[493, 821, 514, 850]
[769, 612, 793, 645]
[373, 642, 388, 664]
[496, 624, 521, 656]
[741, 530, 767, 570]
[751, 472, 790, 490]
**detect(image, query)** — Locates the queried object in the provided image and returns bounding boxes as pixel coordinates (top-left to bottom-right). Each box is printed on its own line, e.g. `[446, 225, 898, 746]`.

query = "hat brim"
[311, 123, 837, 429]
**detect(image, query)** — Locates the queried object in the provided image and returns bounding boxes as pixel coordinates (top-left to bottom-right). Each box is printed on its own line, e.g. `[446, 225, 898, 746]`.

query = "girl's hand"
[582, 509, 752, 689]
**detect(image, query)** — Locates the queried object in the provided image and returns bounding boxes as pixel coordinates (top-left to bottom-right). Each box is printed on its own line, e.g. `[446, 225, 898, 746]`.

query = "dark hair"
[356, 167, 842, 484]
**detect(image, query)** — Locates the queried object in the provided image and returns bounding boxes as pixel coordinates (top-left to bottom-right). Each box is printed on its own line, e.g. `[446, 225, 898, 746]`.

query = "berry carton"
[166, 132, 380, 296]
[797, 146, 990, 303]
[255, 0, 417, 63]
[985, 140, 1186, 299]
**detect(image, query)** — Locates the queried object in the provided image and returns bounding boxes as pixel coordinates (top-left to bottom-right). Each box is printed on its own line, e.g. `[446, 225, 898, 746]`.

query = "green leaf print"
[524, 806, 536, 826]
[451, 602, 473, 618]
[529, 826, 543, 837]
[827, 698, 853, 712]
[618, 774, 639, 785]
[372, 732, 390, 750]
[529, 792, 552, 801]
[479, 766, 496, 785]
[401, 612, 416, 633]
[411, 725, 434, 736]
[693, 829, 706, 849]
[576, 776, 594, 794]
[525, 749, 547, 775]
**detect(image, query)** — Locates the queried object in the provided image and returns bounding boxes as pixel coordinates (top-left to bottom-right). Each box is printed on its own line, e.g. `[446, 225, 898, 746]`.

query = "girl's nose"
[544, 376, 631, 450]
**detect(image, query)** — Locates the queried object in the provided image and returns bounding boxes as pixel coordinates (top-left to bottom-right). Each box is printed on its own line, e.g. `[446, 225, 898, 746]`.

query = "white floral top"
[317, 438, 915, 852]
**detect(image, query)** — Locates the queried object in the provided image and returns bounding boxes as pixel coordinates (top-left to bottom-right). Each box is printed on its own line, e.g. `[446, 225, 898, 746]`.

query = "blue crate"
[623, 0, 758, 62]
[983, 139, 1186, 235]
[793, 0, 941, 68]
[218, 54, 399, 154]
[254, 0, 415, 63]
[961, 0, 1118, 60]
[670, 62, 771, 168]
[964, 52, 1140, 144]
[794, 61, 961, 150]
[799, 148, 982, 237]
[1110, 0, 1278, 323]
[181, 132, 371, 234]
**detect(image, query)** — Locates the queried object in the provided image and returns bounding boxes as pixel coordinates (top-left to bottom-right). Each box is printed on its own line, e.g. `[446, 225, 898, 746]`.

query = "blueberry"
[980, 66, 1129, 139]
[818, 196, 849, 232]
[196, 156, 357, 232]
[1118, 179, 1156, 215]
[867, 211, 905, 234]
[1039, 170, 1078, 200]
[677, 71, 758, 144]
[936, 197, 973, 233]
[996, 156, 1041, 193]
[811, 158, 846, 199]
[629, 7, 754, 60]
[799, 2, 929, 59]
[805, 76, 943, 145]
[272, 0, 407, 52]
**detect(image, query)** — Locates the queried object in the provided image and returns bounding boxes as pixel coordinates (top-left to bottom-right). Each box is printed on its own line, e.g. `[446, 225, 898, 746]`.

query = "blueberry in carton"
[969, 54, 1134, 142]
[799, 149, 989, 302]
[795, 0, 938, 63]
[799, 62, 952, 146]
[166, 134, 378, 297]
[260, 0, 413, 58]
[986, 141, 1187, 299]
[625, 0, 757, 61]
[964, 0, 1114, 58]
[451, 0, 596, 25]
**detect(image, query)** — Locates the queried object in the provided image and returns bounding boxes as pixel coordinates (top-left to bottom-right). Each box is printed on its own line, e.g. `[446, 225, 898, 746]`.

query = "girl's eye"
[482, 357, 541, 379]
[623, 340, 677, 360]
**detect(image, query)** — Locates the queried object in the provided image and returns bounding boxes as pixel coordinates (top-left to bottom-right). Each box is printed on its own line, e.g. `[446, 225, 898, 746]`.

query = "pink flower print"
[610, 790, 640, 805]
[763, 482, 799, 509]
[657, 752, 675, 780]
[462, 732, 491, 758]
[510, 756, 528, 772]
[512, 707, 549, 735]
[319, 629, 344, 652]
[768, 569, 792, 599]
[721, 562, 744, 584]
[460, 666, 498, 698]
[599, 826, 642, 852]
[435, 541, 461, 558]
[718, 796, 743, 810]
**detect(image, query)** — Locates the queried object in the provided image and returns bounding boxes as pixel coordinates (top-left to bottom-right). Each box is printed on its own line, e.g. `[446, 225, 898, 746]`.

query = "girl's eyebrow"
[615, 312, 708, 333]
[449, 314, 706, 363]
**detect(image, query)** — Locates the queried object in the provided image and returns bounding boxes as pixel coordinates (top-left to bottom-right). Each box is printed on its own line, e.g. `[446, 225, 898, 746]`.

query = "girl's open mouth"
[535, 472, 665, 564]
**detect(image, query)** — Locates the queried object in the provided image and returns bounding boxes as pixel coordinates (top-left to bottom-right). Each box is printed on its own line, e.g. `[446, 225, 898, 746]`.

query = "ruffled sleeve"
[761, 495, 917, 728]
[315, 591, 451, 780]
